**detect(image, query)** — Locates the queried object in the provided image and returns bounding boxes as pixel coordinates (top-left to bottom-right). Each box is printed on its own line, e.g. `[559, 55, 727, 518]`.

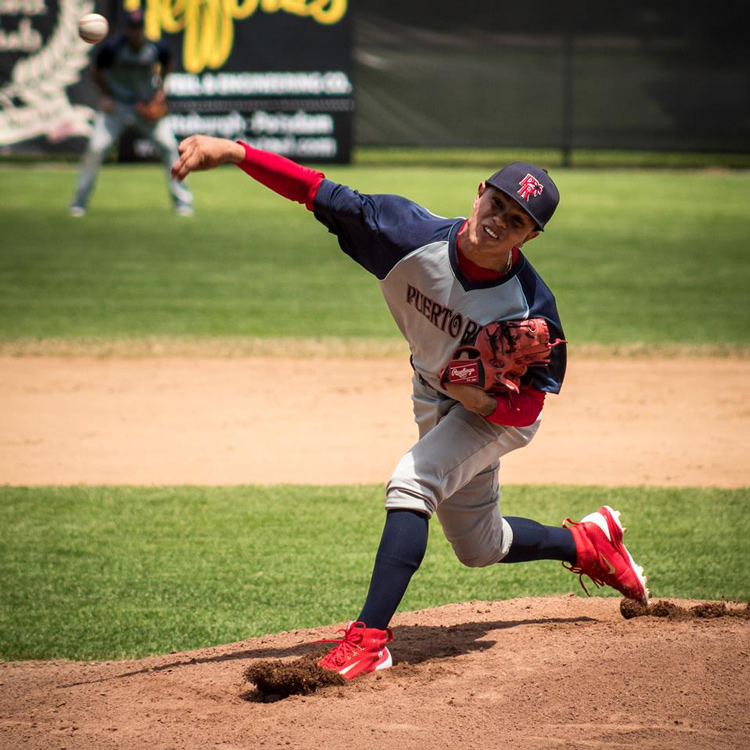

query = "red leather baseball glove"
[135, 90, 168, 122]
[439, 318, 564, 394]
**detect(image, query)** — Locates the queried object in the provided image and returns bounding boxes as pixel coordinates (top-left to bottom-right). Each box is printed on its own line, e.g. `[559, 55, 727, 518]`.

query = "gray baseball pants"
[386, 374, 540, 567]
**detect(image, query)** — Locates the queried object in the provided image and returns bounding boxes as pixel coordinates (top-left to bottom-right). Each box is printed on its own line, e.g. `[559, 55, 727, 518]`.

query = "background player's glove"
[135, 90, 168, 122]
[439, 318, 564, 394]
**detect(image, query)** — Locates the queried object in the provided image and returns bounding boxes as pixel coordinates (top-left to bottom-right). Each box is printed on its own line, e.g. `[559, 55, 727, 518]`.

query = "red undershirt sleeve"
[483, 386, 546, 427]
[235, 141, 325, 211]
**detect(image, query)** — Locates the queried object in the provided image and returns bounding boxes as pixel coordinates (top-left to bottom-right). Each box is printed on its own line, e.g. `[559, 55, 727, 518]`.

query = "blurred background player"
[69, 10, 193, 217]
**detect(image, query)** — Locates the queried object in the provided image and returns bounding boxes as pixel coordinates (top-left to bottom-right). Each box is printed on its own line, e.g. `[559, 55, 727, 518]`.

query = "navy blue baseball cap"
[486, 162, 560, 230]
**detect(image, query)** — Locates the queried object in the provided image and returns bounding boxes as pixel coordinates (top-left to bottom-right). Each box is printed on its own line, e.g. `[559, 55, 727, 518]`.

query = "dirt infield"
[1, 597, 748, 750]
[1, 355, 748, 486]
[1, 355, 749, 749]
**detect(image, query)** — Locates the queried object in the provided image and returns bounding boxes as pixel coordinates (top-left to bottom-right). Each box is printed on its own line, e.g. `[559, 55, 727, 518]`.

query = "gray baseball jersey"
[313, 180, 566, 393]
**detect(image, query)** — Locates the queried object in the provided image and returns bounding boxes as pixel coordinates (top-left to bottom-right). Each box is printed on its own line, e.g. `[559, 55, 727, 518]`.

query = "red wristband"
[236, 142, 325, 210]
[483, 386, 546, 427]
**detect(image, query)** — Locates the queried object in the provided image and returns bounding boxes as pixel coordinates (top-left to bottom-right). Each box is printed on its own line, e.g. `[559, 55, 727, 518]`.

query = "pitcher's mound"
[2, 596, 749, 750]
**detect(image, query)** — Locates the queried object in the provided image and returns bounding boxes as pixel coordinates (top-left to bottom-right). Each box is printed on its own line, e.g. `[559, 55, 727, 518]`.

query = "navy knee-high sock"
[358, 509, 429, 630]
[501, 516, 577, 564]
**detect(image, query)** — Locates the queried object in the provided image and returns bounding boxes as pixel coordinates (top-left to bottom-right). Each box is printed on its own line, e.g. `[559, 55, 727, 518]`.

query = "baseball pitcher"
[171, 136, 649, 680]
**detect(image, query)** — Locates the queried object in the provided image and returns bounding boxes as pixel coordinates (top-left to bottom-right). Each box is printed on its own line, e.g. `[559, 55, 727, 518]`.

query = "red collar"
[456, 223, 518, 282]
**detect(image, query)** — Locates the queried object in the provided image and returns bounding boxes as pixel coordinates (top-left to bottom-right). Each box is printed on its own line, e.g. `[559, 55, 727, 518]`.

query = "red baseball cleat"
[316, 621, 393, 680]
[563, 505, 650, 605]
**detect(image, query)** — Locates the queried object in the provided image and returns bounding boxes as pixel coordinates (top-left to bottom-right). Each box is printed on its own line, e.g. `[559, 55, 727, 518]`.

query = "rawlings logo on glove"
[439, 318, 564, 394]
[447, 364, 480, 383]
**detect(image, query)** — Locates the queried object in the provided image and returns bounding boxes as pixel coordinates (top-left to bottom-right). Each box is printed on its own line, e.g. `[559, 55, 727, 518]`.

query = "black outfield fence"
[353, 0, 750, 157]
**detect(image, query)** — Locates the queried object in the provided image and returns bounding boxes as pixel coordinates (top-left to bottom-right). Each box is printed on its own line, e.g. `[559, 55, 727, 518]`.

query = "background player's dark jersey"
[96, 35, 171, 104]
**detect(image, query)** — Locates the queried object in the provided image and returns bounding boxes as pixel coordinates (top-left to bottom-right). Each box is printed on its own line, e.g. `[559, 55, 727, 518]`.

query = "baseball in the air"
[78, 13, 110, 44]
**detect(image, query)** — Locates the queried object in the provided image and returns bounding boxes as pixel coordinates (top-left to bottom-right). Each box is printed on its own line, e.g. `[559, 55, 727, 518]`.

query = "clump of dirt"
[242, 653, 345, 701]
[691, 602, 728, 618]
[650, 600, 692, 620]
[620, 598, 750, 621]
[619, 598, 651, 619]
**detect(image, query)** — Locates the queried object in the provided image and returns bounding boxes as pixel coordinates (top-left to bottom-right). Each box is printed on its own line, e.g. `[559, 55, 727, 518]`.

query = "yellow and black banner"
[1, 0, 353, 162]
[119, 0, 353, 163]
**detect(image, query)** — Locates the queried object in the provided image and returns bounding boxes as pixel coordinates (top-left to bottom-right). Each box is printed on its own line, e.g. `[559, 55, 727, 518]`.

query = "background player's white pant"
[71, 102, 192, 211]
[386, 375, 540, 567]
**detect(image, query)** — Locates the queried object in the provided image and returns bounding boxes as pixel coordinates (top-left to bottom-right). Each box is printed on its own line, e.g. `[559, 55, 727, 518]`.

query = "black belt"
[411, 356, 440, 392]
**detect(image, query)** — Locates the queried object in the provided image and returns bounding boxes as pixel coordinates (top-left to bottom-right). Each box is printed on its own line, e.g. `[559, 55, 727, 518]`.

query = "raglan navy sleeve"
[517, 261, 567, 394]
[313, 179, 458, 280]
[529, 318, 566, 394]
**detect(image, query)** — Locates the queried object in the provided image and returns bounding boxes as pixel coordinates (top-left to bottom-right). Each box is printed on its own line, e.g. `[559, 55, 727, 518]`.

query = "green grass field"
[1, 164, 749, 348]
[1, 163, 748, 662]
[1, 484, 747, 661]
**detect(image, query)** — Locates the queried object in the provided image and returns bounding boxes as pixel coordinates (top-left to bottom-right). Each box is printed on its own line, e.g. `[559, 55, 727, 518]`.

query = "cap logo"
[517, 174, 544, 201]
